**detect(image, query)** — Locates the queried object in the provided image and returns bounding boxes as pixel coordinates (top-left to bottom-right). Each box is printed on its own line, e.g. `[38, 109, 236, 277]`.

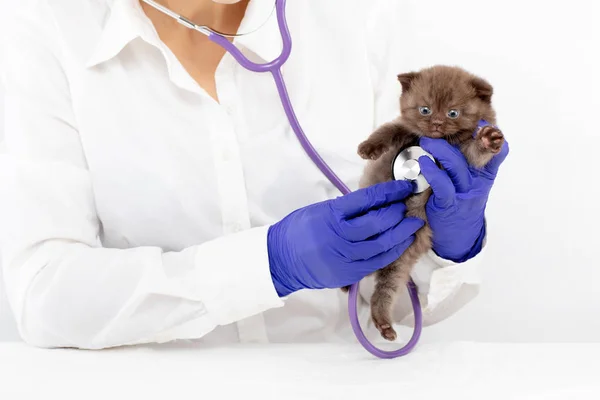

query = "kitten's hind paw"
[477, 125, 505, 154]
[375, 322, 397, 342]
[357, 141, 387, 160]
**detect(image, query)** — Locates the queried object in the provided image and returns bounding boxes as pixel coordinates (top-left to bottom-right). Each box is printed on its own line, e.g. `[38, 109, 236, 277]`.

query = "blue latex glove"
[267, 180, 425, 297]
[418, 135, 509, 263]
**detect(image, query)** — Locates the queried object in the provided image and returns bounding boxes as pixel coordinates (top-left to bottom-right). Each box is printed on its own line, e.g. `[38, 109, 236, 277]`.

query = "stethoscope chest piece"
[391, 146, 435, 193]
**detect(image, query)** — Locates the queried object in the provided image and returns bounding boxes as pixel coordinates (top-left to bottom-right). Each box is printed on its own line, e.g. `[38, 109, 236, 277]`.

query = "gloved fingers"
[419, 137, 472, 192]
[350, 232, 418, 274]
[343, 217, 424, 261]
[331, 180, 414, 219]
[418, 156, 456, 209]
[340, 202, 407, 242]
[484, 138, 510, 177]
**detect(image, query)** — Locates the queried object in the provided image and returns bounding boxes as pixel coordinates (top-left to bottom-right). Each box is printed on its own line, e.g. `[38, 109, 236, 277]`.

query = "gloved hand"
[267, 180, 425, 297]
[418, 135, 509, 263]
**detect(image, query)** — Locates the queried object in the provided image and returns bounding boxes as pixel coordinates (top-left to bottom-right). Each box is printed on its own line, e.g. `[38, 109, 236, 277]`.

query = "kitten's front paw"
[477, 126, 505, 154]
[357, 141, 386, 160]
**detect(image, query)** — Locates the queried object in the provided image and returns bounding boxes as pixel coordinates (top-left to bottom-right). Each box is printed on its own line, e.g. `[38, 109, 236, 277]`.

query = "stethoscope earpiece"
[391, 146, 435, 193]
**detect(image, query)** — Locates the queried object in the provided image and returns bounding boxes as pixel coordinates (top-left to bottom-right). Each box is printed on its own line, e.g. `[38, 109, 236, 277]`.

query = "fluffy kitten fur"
[348, 65, 505, 341]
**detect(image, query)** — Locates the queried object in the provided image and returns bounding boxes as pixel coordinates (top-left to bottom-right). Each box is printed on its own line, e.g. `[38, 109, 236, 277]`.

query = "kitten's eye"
[448, 109, 460, 119]
[419, 107, 432, 116]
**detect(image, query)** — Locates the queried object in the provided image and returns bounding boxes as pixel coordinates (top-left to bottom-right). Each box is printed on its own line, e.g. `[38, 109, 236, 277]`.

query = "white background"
[0, 0, 598, 343]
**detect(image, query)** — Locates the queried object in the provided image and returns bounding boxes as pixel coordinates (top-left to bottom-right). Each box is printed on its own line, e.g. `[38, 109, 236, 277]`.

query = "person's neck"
[141, 0, 249, 38]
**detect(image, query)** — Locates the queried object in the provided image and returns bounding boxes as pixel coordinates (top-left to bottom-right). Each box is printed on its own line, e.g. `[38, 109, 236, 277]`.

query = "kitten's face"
[398, 66, 494, 141]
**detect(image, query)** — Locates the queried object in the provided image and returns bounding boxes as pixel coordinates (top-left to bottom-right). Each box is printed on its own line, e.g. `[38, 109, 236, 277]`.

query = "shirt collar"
[86, 0, 156, 68]
[86, 0, 283, 69]
[234, 0, 282, 63]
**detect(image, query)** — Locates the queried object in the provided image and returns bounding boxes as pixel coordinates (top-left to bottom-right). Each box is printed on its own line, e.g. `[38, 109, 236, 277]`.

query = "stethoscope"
[141, 0, 428, 359]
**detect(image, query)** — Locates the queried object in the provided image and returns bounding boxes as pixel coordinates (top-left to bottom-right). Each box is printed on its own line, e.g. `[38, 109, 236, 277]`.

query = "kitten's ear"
[397, 72, 419, 93]
[470, 77, 494, 103]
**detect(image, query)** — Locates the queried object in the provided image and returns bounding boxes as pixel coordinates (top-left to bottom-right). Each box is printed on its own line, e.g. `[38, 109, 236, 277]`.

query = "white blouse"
[0, 0, 485, 349]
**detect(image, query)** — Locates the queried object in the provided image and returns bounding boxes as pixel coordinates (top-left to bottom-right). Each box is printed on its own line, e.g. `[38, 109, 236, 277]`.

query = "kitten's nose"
[432, 119, 444, 127]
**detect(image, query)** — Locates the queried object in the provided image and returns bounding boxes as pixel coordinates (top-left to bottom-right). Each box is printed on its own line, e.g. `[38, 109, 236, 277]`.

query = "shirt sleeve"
[0, 2, 283, 350]
[360, 1, 487, 326]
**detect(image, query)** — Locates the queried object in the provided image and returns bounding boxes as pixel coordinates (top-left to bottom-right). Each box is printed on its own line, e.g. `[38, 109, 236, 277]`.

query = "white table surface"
[1, 341, 599, 400]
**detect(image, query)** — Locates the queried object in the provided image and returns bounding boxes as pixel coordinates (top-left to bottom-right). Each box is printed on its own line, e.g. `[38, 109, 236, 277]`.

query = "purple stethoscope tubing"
[209, 0, 423, 358]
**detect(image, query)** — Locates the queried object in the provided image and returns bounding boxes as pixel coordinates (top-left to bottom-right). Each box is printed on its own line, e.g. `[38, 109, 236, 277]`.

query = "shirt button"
[221, 148, 232, 161]
[231, 223, 243, 232]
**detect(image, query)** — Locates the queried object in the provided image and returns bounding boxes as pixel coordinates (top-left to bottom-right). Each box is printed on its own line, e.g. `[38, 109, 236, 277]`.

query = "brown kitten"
[348, 65, 504, 341]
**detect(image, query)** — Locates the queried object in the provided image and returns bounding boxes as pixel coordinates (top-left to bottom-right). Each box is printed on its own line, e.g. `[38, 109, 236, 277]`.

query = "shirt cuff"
[413, 233, 487, 315]
[193, 226, 285, 326]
